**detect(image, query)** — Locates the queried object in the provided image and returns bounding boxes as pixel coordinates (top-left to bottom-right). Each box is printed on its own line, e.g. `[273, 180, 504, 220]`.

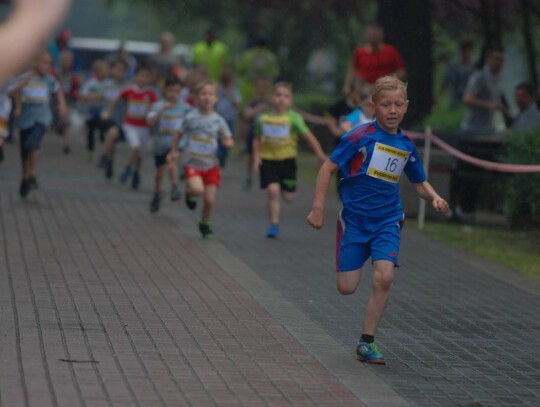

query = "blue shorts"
[336, 210, 404, 272]
[20, 123, 46, 160]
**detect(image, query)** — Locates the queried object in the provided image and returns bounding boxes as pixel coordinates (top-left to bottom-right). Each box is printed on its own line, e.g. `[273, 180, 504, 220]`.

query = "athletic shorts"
[184, 165, 221, 187]
[154, 151, 168, 168]
[20, 123, 47, 160]
[336, 209, 405, 272]
[102, 120, 125, 141]
[260, 158, 297, 192]
[122, 124, 150, 148]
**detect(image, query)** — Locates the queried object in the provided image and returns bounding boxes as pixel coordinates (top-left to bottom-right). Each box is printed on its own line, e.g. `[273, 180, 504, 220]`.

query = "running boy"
[147, 75, 191, 213]
[80, 59, 109, 160]
[252, 81, 326, 238]
[307, 76, 448, 364]
[10, 50, 67, 198]
[103, 63, 158, 189]
[168, 79, 234, 239]
[99, 58, 129, 179]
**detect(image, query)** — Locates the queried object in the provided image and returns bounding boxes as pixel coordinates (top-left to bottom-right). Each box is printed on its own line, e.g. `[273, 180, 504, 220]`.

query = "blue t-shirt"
[343, 107, 374, 128]
[147, 99, 192, 155]
[15, 73, 60, 130]
[330, 121, 426, 220]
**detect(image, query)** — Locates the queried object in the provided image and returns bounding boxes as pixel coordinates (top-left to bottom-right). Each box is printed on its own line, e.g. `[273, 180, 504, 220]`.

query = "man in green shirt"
[192, 29, 230, 81]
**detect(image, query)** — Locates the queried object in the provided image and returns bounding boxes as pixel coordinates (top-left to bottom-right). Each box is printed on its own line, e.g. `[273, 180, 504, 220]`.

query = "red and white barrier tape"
[296, 109, 540, 174]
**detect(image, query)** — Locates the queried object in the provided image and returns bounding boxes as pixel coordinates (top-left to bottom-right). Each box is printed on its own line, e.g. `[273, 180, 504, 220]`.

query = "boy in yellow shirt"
[252, 81, 326, 238]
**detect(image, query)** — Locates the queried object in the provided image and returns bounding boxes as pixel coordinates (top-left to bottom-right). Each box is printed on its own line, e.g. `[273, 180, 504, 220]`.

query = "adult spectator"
[448, 46, 509, 222]
[106, 41, 137, 78]
[192, 28, 230, 81]
[148, 32, 184, 81]
[342, 23, 405, 94]
[236, 37, 279, 103]
[513, 81, 540, 130]
[437, 39, 475, 110]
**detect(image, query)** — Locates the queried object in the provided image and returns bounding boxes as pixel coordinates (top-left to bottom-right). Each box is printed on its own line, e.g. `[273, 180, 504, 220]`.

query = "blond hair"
[372, 75, 407, 101]
[195, 79, 218, 95]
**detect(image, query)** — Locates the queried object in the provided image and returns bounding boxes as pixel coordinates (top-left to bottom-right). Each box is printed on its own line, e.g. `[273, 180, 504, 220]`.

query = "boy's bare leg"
[104, 127, 119, 158]
[166, 155, 179, 186]
[267, 182, 281, 225]
[202, 184, 217, 222]
[186, 176, 204, 197]
[128, 147, 141, 170]
[362, 260, 395, 335]
[154, 165, 165, 193]
[336, 268, 362, 295]
[282, 191, 295, 203]
[28, 149, 39, 178]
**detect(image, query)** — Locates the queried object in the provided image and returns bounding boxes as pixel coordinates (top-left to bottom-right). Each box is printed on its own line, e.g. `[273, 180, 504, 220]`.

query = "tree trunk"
[377, 0, 433, 126]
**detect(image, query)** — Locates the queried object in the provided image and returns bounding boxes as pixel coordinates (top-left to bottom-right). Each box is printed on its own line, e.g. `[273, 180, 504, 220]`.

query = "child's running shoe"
[170, 184, 181, 201]
[98, 153, 108, 168]
[198, 221, 214, 240]
[150, 192, 161, 213]
[185, 194, 198, 210]
[356, 341, 386, 365]
[266, 224, 280, 238]
[19, 179, 30, 198]
[120, 167, 131, 184]
[27, 176, 38, 190]
[131, 171, 140, 190]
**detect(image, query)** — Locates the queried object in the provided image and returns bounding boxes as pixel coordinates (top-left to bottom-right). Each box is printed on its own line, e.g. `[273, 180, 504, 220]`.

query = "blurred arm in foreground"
[0, 0, 71, 85]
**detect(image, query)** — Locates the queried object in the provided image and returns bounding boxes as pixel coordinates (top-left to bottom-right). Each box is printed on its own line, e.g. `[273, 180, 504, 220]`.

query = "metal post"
[418, 126, 432, 230]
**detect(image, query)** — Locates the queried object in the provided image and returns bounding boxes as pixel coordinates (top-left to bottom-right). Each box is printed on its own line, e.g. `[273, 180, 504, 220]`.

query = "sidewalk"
[0, 136, 406, 407]
[1, 134, 540, 407]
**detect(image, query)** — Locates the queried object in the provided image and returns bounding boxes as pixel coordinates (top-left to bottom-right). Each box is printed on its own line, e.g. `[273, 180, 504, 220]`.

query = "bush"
[503, 129, 540, 227]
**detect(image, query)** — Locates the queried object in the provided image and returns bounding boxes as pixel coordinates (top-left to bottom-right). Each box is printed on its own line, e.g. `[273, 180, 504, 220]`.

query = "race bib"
[366, 143, 409, 183]
[104, 88, 120, 102]
[127, 101, 148, 118]
[159, 116, 183, 133]
[187, 136, 217, 157]
[21, 84, 48, 103]
[262, 123, 290, 142]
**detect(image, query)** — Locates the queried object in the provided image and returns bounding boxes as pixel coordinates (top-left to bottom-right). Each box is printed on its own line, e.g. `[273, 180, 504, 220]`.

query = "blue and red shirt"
[330, 121, 426, 220]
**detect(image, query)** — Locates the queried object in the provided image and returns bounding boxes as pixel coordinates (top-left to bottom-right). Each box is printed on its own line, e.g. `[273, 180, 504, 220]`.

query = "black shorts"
[101, 120, 125, 141]
[20, 123, 46, 159]
[260, 158, 297, 192]
[154, 151, 168, 168]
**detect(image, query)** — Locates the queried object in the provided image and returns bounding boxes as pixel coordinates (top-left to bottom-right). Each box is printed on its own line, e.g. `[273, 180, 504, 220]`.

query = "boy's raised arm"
[307, 159, 338, 229]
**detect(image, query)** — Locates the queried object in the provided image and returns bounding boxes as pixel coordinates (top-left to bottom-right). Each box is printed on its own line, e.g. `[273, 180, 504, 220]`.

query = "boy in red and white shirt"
[103, 64, 158, 190]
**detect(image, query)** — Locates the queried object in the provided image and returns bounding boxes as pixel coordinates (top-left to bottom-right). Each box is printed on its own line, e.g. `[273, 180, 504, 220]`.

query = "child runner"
[307, 76, 449, 364]
[168, 79, 234, 239]
[98, 58, 129, 179]
[54, 49, 81, 154]
[340, 83, 375, 133]
[10, 50, 67, 198]
[252, 81, 326, 238]
[80, 59, 109, 160]
[103, 63, 158, 190]
[241, 76, 271, 190]
[147, 75, 191, 213]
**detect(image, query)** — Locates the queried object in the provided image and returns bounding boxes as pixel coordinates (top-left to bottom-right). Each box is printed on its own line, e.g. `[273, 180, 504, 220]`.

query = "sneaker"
[150, 192, 161, 213]
[98, 153, 108, 168]
[266, 224, 280, 238]
[105, 158, 114, 179]
[198, 221, 214, 240]
[170, 184, 181, 201]
[27, 176, 38, 190]
[119, 167, 131, 184]
[131, 171, 140, 190]
[185, 194, 198, 210]
[356, 341, 386, 365]
[19, 179, 30, 198]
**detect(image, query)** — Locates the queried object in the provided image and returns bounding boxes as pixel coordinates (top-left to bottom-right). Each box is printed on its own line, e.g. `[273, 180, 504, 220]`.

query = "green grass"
[418, 221, 540, 282]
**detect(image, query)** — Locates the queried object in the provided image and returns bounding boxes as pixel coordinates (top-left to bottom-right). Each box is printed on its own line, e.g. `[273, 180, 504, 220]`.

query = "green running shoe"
[356, 341, 386, 365]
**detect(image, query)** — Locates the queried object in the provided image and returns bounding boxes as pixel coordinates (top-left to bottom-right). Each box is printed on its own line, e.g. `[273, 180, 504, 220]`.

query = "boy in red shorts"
[169, 80, 234, 239]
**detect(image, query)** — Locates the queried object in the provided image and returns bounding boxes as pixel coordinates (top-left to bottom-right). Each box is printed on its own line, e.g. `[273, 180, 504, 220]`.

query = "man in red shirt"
[342, 24, 406, 94]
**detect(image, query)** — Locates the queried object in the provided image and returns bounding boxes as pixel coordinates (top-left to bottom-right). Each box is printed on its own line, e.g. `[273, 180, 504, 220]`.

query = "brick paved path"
[1, 134, 540, 407]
